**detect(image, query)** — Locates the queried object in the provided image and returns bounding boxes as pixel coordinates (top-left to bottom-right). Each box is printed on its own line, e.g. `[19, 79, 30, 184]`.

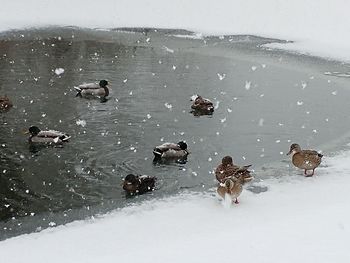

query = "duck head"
[177, 141, 188, 150]
[222, 155, 233, 167]
[99, 79, 110, 97]
[28, 126, 41, 136]
[287, 143, 301, 155]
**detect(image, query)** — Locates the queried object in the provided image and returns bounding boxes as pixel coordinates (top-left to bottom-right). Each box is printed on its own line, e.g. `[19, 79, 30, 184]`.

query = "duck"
[217, 173, 253, 204]
[74, 79, 110, 99]
[190, 95, 214, 115]
[0, 96, 13, 113]
[287, 143, 323, 176]
[122, 174, 156, 195]
[215, 155, 252, 183]
[153, 141, 189, 163]
[26, 126, 71, 144]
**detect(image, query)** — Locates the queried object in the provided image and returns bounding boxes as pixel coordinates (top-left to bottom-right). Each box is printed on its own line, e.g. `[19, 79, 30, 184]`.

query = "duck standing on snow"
[190, 95, 214, 115]
[216, 156, 253, 204]
[217, 173, 253, 204]
[122, 174, 156, 195]
[74, 80, 110, 100]
[215, 156, 252, 183]
[26, 126, 71, 144]
[0, 96, 13, 113]
[153, 141, 189, 163]
[287, 143, 323, 176]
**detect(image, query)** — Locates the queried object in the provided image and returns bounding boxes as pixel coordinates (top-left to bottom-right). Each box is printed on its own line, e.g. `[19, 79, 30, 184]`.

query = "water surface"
[1, 27, 350, 239]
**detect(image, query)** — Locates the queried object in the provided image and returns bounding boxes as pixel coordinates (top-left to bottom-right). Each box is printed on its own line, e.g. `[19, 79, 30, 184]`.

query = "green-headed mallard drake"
[153, 141, 189, 163]
[190, 95, 214, 115]
[26, 126, 71, 144]
[122, 174, 156, 195]
[217, 173, 253, 204]
[74, 79, 110, 99]
[0, 96, 13, 113]
[215, 156, 252, 183]
[287, 143, 323, 176]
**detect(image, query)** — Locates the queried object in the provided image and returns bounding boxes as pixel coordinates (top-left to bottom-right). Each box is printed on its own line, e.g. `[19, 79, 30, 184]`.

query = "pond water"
[1, 27, 350, 240]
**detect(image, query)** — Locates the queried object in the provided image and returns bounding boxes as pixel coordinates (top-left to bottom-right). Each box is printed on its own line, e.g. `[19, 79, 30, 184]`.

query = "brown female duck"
[215, 156, 252, 183]
[122, 174, 156, 195]
[287, 143, 323, 176]
[217, 174, 252, 204]
[190, 95, 214, 115]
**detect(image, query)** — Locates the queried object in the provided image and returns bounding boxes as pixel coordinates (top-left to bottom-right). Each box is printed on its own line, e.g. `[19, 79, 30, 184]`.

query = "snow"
[1, 151, 350, 263]
[0, 0, 350, 61]
[1, 1, 350, 262]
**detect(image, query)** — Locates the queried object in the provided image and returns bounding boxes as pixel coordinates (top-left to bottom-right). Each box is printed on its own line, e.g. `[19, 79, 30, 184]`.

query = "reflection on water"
[1, 27, 350, 239]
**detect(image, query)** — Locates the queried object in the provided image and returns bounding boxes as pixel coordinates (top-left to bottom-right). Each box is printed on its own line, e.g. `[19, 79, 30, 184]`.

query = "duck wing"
[78, 83, 100, 89]
[153, 143, 180, 154]
[38, 130, 71, 141]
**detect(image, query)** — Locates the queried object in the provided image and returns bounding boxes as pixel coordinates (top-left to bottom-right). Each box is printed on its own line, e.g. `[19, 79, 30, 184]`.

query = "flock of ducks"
[1, 79, 324, 204]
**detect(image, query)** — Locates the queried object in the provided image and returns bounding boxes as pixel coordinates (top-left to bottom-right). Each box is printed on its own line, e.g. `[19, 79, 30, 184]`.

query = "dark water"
[1, 27, 350, 240]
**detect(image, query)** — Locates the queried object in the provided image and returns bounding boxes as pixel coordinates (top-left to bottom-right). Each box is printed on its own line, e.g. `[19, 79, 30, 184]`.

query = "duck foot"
[304, 169, 315, 177]
[234, 198, 239, 204]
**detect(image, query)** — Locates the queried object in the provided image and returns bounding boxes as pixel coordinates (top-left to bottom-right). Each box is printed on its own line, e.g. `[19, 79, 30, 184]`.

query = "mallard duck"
[74, 79, 110, 99]
[26, 126, 71, 144]
[122, 174, 156, 195]
[217, 173, 253, 204]
[190, 95, 214, 115]
[0, 96, 13, 113]
[215, 156, 252, 183]
[287, 143, 323, 176]
[153, 141, 189, 163]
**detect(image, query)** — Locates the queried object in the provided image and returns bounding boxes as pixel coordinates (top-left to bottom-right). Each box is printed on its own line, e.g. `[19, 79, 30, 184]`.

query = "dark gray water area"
[1, 27, 350, 240]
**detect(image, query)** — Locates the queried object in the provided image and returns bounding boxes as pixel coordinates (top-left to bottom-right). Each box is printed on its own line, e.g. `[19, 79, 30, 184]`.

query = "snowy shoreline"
[1, 150, 350, 262]
[1, 1, 350, 262]
[2, 0, 350, 62]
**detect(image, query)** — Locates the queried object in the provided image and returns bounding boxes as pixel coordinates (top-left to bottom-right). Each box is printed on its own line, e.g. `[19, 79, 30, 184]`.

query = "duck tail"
[74, 86, 82, 97]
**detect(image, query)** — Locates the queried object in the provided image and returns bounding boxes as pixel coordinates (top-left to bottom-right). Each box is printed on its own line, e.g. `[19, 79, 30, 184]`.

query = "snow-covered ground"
[1, 1, 350, 262]
[1, 152, 350, 263]
[2, 0, 350, 61]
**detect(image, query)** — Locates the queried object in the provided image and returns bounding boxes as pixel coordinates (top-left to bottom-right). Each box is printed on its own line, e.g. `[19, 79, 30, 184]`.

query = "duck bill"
[286, 150, 292, 156]
[23, 130, 30, 135]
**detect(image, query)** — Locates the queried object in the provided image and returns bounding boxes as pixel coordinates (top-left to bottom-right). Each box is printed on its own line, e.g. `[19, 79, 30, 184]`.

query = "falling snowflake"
[217, 73, 226, 80]
[76, 119, 87, 127]
[164, 102, 173, 109]
[54, 68, 64, 76]
[245, 81, 251, 90]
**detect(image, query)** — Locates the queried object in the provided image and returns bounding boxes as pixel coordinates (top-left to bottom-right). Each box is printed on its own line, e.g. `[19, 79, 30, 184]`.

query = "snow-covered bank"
[2, 0, 350, 62]
[1, 151, 350, 263]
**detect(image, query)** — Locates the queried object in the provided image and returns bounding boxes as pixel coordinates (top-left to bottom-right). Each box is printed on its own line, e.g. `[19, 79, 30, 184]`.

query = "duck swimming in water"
[26, 126, 71, 144]
[122, 174, 156, 195]
[287, 143, 323, 176]
[0, 96, 13, 113]
[190, 95, 214, 115]
[74, 80, 110, 100]
[153, 141, 189, 163]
